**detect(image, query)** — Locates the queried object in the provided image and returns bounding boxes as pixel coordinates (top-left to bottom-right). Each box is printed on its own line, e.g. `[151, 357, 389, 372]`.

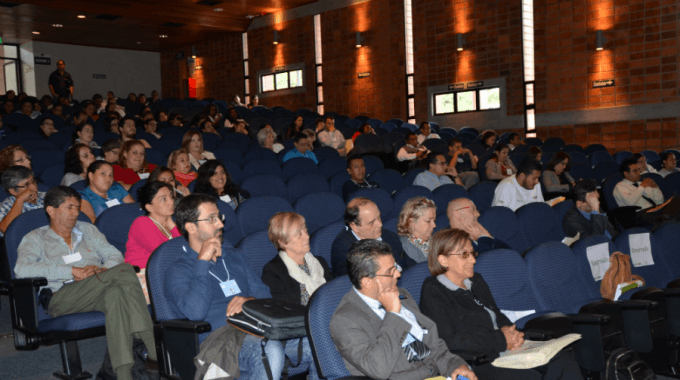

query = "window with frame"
[261, 69, 303, 93]
[433, 87, 501, 115]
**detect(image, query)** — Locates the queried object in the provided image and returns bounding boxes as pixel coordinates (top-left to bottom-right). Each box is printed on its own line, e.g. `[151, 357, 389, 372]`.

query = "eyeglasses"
[449, 250, 478, 259]
[15, 178, 37, 189]
[194, 214, 225, 225]
[374, 263, 402, 278]
[434, 161, 447, 166]
[14, 155, 31, 163]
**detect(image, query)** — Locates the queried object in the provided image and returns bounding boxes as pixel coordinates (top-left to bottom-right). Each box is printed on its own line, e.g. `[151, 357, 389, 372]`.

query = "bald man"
[447, 198, 510, 254]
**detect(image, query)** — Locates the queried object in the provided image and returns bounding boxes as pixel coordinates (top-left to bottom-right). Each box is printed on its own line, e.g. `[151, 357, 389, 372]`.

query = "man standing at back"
[491, 158, 544, 211]
[49, 60, 74, 102]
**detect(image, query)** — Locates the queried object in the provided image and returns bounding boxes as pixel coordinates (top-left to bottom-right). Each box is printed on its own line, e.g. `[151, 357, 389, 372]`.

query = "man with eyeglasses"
[167, 194, 315, 379]
[447, 198, 510, 254]
[614, 157, 664, 209]
[0, 166, 44, 237]
[283, 133, 318, 164]
[15, 186, 157, 380]
[330, 239, 476, 380]
[413, 153, 463, 190]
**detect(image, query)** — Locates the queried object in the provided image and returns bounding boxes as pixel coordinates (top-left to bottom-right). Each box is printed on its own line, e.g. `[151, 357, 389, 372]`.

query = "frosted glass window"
[275, 72, 289, 90]
[0, 45, 18, 59]
[457, 91, 476, 112]
[290, 70, 303, 88]
[434, 94, 454, 114]
[262, 75, 275, 92]
[480, 88, 500, 110]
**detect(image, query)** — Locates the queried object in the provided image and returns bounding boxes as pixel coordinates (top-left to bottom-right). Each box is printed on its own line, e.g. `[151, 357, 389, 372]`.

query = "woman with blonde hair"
[181, 130, 215, 171]
[397, 197, 437, 263]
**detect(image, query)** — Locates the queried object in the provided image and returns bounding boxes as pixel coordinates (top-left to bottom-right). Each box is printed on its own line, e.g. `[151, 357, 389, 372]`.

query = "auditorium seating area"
[2, 95, 680, 380]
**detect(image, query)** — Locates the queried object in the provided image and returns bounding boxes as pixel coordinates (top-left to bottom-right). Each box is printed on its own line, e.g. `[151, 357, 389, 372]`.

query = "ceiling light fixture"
[52, 24, 63, 27]
[213, 8, 223, 11]
[77, 15, 86, 19]
[159, 35, 168, 38]
[32, 31, 40, 34]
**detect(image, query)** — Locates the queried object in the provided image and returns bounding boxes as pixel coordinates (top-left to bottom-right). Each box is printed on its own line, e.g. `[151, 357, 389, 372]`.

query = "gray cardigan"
[399, 235, 428, 263]
[541, 170, 574, 193]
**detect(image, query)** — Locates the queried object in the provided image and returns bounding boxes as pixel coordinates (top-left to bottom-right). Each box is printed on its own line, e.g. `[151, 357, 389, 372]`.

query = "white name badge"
[586, 242, 610, 281]
[138, 173, 150, 179]
[629, 233, 654, 267]
[220, 194, 232, 203]
[220, 280, 241, 298]
[63, 252, 82, 264]
[506, 168, 513, 175]
[105, 198, 121, 208]
[457, 158, 464, 163]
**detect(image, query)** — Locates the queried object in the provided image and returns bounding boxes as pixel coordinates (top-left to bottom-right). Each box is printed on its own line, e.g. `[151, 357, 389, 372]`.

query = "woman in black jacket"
[419, 228, 583, 380]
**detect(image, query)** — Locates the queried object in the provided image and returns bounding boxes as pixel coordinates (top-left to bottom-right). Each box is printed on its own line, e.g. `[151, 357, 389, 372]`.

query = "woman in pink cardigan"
[126, 181, 181, 301]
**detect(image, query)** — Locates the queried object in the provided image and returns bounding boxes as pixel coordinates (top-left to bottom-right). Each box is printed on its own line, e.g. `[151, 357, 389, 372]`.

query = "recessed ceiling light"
[52, 24, 63, 27]
[213, 8, 223, 11]
[32, 31, 40, 34]
[77, 15, 86, 19]
[159, 34, 168, 38]
[137, 42, 141, 44]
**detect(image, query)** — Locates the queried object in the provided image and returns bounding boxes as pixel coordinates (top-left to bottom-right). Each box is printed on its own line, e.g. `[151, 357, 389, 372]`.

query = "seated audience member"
[167, 148, 197, 187]
[507, 132, 525, 151]
[119, 117, 152, 148]
[80, 161, 134, 221]
[416, 122, 440, 144]
[234, 119, 250, 136]
[486, 143, 516, 181]
[19, 99, 40, 119]
[203, 103, 222, 125]
[189, 114, 207, 130]
[72, 122, 100, 149]
[40, 95, 54, 111]
[346, 123, 376, 153]
[0, 145, 31, 173]
[414, 153, 463, 190]
[0, 117, 5, 139]
[614, 157, 664, 209]
[223, 107, 239, 129]
[262, 212, 334, 308]
[420, 228, 583, 380]
[397, 197, 437, 263]
[447, 138, 480, 189]
[183, 130, 216, 171]
[342, 156, 379, 200]
[564, 179, 618, 239]
[138, 94, 148, 106]
[62, 143, 96, 186]
[492, 158, 544, 211]
[126, 181, 180, 271]
[447, 198, 510, 254]
[0, 166, 44, 237]
[194, 160, 249, 210]
[283, 133, 318, 164]
[83, 102, 98, 122]
[528, 145, 542, 161]
[479, 130, 497, 150]
[313, 118, 325, 134]
[157, 110, 168, 123]
[286, 115, 305, 139]
[127, 93, 137, 103]
[232, 94, 244, 107]
[541, 151, 575, 196]
[317, 116, 346, 156]
[199, 120, 219, 137]
[302, 128, 317, 145]
[167, 113, 183, 128]
[143, 118, 161, 139]
[70, 110, 87, 127]
[105, 115, 120, 134]
[91, 94, 103, 114]
[330, 239, 476, 380]
[2, 99, 14, 115]
[331, 197, 414, 276]
[149, 166, 190, 197]
[632, 153, 657, 174]
[15, 186, 156, 380]
[150, 91, 160, 103]
[113, 140, 157, 190]
[257, 127, 285, 153]
[659, 152, 680, 177]
[248, 94, 260, 108]
[101, 139, 122, 164]
[167, 194, 313, 379]
[38, 117, 59, 138]
[397, 132, 428, 164]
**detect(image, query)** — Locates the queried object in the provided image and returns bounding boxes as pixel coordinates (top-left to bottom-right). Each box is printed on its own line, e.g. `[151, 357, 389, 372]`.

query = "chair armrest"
[523, 329, 556, 341]
[11, 277, 48, 288]
[159, 319, 212, 334]
[0, 281, 8, 295]
[667, 279, 680, 289]
[8, 277, 48, 334]
[617, 299, 658, 310]
[453, 351, 490, 366]
[664, 287, 680, 297]
[567, 313, 611, 325]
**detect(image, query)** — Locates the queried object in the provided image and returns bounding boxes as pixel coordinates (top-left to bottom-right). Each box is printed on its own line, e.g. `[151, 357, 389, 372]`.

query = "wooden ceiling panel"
[0, 0, 315, 51]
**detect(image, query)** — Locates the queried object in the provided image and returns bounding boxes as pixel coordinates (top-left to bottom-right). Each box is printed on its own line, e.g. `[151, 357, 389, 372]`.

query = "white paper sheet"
[629, 233, 654, 267]
[501, 309, 536, 324]
[586, 242, 610, 281]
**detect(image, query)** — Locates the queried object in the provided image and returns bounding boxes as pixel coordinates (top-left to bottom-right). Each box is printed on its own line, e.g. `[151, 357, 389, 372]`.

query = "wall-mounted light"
[456, 33, 466, 51]
[191, 46, 197, 59]
[195, 65, 203, 70]
[596, 30, 606, 51]
[273, 30, 280, 45]
[355, 32, 364, 48]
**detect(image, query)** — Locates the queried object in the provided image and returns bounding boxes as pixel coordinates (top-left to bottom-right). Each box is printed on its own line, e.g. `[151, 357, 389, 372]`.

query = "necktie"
[633, 183, 657, 207]
[378, 305, 431, 362]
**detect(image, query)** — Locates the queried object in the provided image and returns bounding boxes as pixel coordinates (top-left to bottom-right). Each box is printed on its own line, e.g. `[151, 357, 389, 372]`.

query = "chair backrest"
[478, 206, 529, 254]
[244, 147, 278, 164]
[294, 193, 345, 234]
[346, 187, 395, 220]
[241, 174, 288, 200]
[469, 181, 497, 213]
[584, 144, 608, 156]
[31, 150, 65, 176]
[592, 162, 619, 184]
[237, 230, 278, 277]
[216, 199, 242, 247]
[665, 172, 680, 197]
[318, 157, 348, 180]
[214, 149, 245, 167]
[287, 173, 330, 203]
[128, 178, 148, 202]
[543, 137, 565, 149]
[562, 144, 585, 154]
[391, 186, 435, 216]
[613, 151, 633, 164]
[477, 152, 495, 182]
[306, 276, 353, 380]
[432, 184, 469, 215]
[614, 227, 673, 289]
[641, 150, 661, 163]
[516, 202, 565, 249]
[552, 199, 574, 230]
[5, 209, 91, 279]
[328, 171, 351, 197]
[653, 223, 680, 279]
[589, 151, 614, 167]
[569, 163, 595, 181]
[147, 237, 191, 321]
[309, 221, 344, 270]
[312, 146, 341, 162]
[94, 203, 145, 254]
[569, 152, 589, 165]
[402, 167, 425, 185]
[282, 157, 319, 180]
[361, 155, 384, 176]
[602, 173, 624, 210]
[242, 159, 284, 180]
[368, 169, 405, 195]
[397, 262, 431, 305]
[236, 196, 294, 237]
[570, 235, 617, 300]
[40, 163, 66, 188]
[354, 134, 382, 151]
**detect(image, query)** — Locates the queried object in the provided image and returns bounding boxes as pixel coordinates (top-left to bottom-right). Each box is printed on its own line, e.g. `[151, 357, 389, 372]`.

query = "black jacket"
[419, 273, 513, 360]
[261, 254, 334, 305]
[563, 204, 618, 239]
[330, 227, 415, 277]
[474, 236, 511, 254]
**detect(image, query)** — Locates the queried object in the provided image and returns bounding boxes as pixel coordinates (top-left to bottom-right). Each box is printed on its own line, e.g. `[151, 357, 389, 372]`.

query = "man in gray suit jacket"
[330, 239, 477, 380]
